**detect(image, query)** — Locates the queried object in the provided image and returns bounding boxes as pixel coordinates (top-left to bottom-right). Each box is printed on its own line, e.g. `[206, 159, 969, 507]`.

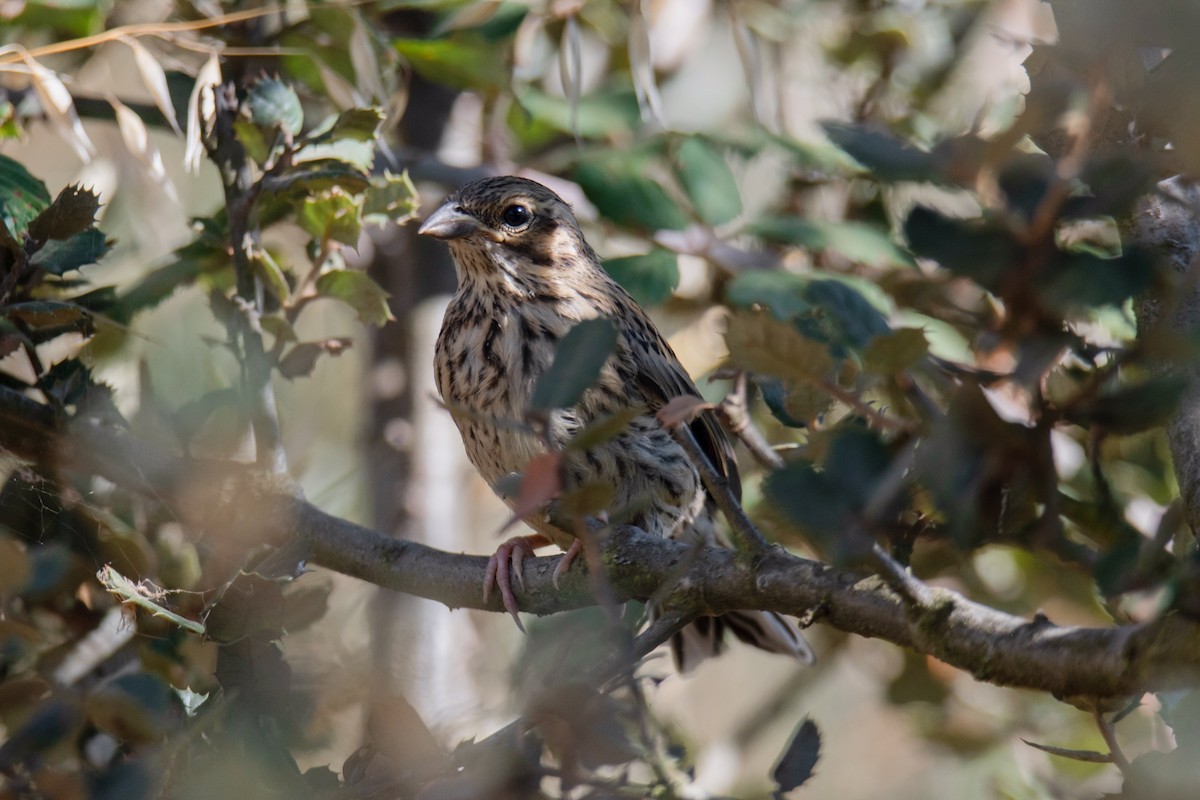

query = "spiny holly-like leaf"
[362, 170, 419, 227]
[673, 137, 742, 226]
[27, 184, 100, 242]
[315, 269, 394, 326]
[863, 327, 928, 374]
[248, 77, 303, 137]
[725, 310, 833, 382]
[30, 229, 110, 275]
[278, 338, 353, 380]
[325, 107, 385, 142]
[603, 249, 679, 306]
[773, 717, 821, 796]
[0, 154, 51, 235]
[299, 187, 363, 246]
[531, 318, 618, 413]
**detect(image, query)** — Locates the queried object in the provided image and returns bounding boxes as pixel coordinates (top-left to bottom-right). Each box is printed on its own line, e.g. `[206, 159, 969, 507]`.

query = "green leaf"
[292, 140, 375, 172]
[31, 228, 110, 275]
[862, 328, 929, 374]
[394, 36, 508, 90]
[512, 85, 640, 141]
[805, 279, 891, 350]
[0, 154, 52, 235]
[362, 170, 419, 227]
[725, 310, 833, 381]
[27, 184, 100, 242]
[574, 157, 688, 232]
[603, 249, 679, 305]
[531, 318, 618, 412]
[764, 463, 850, 535]
[315, 269, 394, 326]
[248, 77, 303, 137]
[1039, 248, 1156, 312]
[298, 188, 363, 246]
[750, 216, 912, 268]
[325, 107, 385, 142]
[725, 270, 813, 320]
[249, 245, 290, 302]
[233, 118, 271, 165]
[672, 137, 742, 226]
[904, 206, 1021, 290]
[822, 122, 940, 182]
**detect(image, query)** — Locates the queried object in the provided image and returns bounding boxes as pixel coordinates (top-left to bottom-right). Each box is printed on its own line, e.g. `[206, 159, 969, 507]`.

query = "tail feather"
[667, 610, 815, 674]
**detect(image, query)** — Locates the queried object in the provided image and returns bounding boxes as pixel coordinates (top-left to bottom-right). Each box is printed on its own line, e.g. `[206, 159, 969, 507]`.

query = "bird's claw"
[551, 539, 583, 589]
[484, 535, 547, 632]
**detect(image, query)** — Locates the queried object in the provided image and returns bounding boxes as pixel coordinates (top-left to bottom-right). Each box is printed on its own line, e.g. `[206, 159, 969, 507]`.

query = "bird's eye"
[501, 204, 532, 228]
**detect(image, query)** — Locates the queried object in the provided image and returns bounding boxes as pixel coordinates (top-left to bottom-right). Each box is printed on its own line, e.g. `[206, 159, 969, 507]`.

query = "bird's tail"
[666, 609, 816, 674]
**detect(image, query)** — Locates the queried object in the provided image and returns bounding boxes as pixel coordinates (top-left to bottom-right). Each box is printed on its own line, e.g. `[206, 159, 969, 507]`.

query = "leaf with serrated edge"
[862, 328, 928, 374]
[278, 338, 353, 380]
[726, 310, 833, 381]
[28, 184, 99, 242]
[315, 270, 394, 326]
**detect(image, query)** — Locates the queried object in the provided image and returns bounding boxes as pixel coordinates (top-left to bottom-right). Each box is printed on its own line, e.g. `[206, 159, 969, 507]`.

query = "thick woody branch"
[2, 387, 1200, 701]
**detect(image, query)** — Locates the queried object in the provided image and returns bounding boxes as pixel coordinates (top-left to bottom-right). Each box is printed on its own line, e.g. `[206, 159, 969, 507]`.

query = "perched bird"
[419, 176, 813, 671]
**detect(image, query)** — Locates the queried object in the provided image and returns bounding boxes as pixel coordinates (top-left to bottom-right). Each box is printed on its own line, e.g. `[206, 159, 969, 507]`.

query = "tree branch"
[3, 385, 1200, 701]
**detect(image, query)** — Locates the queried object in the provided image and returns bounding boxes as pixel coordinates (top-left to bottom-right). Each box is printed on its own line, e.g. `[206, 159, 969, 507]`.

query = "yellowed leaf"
[184, 52, 221, 173]
[725, 310, 833, 382]
[121, 36, 182, 135]
[25, 57, 96, 162]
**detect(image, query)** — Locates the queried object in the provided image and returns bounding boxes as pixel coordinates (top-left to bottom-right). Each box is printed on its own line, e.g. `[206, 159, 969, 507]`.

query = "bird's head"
[418, 176, 600, 293]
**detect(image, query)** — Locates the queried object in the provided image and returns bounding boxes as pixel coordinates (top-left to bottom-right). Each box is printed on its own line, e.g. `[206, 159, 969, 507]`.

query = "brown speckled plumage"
[424, 176, 811, 670]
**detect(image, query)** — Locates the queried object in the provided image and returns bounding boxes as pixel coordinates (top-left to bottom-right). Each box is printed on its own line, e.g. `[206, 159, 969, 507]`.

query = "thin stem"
[1094, 709, 1131, 773]
[670, 422, 770, 553]
[717, 372, 785, 471]
[209, 82, 287, 474]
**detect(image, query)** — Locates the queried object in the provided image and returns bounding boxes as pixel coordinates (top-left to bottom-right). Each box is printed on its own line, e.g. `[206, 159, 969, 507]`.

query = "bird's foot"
[551, 539, 583, 588]
[484, 534, 551, 632]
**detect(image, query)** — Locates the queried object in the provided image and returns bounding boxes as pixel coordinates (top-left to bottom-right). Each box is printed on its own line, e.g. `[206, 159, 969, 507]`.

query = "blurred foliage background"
[4, 0, 1200, 797]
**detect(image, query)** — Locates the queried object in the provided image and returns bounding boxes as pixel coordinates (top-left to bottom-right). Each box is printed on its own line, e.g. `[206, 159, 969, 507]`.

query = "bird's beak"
[418, 202, 480, 240]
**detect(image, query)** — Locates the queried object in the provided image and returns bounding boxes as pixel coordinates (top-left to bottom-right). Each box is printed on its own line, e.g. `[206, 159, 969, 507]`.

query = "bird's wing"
[624, 311, 742, 500]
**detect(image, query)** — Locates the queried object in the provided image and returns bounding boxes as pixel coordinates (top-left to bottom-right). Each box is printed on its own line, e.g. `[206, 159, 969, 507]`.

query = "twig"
[5, 391, 1200, 699]
[716, 372, 785, 471]
[816, 377, 913, 433]
[669, 422, 770, 553]
[1094, 709, 1131, 773]
[209, 83, 287, 474]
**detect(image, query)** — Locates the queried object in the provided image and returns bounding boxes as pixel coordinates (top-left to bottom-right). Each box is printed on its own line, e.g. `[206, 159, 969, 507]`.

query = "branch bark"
[3, 384, 1200, 702]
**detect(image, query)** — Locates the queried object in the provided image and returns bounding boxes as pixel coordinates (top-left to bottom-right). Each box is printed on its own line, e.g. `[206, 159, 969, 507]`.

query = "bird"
[419, 175, 813, 671]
